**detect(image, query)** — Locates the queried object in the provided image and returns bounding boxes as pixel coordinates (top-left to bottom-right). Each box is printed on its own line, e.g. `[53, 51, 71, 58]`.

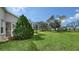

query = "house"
[0, 7, 18, 40]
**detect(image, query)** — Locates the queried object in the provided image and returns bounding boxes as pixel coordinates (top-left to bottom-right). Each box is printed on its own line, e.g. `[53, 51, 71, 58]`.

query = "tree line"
[32, 15, 79, 32]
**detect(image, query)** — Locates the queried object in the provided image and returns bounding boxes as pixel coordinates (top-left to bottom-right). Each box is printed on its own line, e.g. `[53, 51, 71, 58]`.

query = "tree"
[47, 15, 55, 23]
[32, 21, 49, 31]
[59, 16, 66, 20]
[47, 15, 61, 31]
[32, 22, 39, 33]
[49, 20, 60, 31]
[13, 15, 34, 39]
[38, 22, 49, 31]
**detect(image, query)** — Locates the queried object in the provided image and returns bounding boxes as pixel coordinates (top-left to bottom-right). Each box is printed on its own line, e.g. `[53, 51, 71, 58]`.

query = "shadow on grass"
[0, 34, 44, 51]
[0, 34, 45, 44]
[0, 40, 9, 44]
[27, 41, 40, 51]
[38, 33, 46, 36]
[31, 34, 45, 41]
[28, 34, 45, 51]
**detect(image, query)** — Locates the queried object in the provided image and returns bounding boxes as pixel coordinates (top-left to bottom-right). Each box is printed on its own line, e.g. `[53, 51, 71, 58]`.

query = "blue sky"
[6, 7, 79, 22]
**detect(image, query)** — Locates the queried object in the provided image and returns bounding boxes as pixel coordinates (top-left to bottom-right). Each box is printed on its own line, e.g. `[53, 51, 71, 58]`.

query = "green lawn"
[0, 31, 79, 51]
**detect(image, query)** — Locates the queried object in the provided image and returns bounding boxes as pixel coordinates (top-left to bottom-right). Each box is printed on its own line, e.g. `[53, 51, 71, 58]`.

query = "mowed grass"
[0, 31, 79, 51]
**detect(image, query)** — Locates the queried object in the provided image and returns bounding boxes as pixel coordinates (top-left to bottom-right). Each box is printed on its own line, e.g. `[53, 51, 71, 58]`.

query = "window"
[1, 20, 4, 34]
[1, 27, 3, 33]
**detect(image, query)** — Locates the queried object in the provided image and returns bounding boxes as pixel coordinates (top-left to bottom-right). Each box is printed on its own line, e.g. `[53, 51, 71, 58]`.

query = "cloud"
[6, 7, 25, 16]
[61, 13, 79, 27]
[69, 17, 74, 19]
[74, 13, 79, 20]
[61, 13, 79, 26]
[11, 7, 24, 12]
[76, 9, 79, 12]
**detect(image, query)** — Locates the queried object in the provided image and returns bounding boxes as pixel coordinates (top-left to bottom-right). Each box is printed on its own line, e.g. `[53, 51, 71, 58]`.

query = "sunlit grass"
[0, 31, 79, 51]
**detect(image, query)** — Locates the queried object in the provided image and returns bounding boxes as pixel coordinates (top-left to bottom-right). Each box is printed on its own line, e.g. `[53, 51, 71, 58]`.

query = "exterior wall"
[0, 8, 18, 39]
[4, 13, 17, 37]
[1, 20, 6, 35]
[4, 13, 17, 23]
[0, 8, 5, 36]
[0, 19, 1, 35]
[0, 8, 5, 20]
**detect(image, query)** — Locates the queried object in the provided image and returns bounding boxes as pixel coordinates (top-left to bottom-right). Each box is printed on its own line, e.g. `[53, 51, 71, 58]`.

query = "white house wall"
[4, 13, 18, 37]
[4, 13, 17, 23]
[0, 8, 5, 20]
[0, 8, 5, 35]
[0, 8, 18, 38]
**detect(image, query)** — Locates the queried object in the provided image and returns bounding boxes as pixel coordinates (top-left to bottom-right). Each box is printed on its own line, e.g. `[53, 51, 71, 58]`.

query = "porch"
[0, 20, 14, 42]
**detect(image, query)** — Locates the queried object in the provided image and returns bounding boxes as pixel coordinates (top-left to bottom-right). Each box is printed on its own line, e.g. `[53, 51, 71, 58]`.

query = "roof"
[2, 7, 18, 18]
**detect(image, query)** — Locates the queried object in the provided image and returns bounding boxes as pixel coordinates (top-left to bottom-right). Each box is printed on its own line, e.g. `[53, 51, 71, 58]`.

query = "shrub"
[13, 15, 34, 40]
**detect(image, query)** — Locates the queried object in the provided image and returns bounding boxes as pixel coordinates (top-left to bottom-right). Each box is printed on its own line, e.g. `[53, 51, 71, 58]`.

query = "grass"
[0, 31, 79, 51]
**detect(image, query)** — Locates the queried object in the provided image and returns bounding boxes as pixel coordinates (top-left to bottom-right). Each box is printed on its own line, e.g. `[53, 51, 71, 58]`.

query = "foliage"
[49, 20, 61, 31]
[32, 22, 38, 30]
[47, 15, 61, 31]
[38, 22, 49, 31]
[32, 22, 49, 31]
[58, 15, 66, 20]
[47, 16, 55, 23]
[13, 15, 34, 39]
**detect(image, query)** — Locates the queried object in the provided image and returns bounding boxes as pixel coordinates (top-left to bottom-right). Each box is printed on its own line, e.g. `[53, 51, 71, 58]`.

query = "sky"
[6, 7, 79, 22]
[6, 7, 79, 27]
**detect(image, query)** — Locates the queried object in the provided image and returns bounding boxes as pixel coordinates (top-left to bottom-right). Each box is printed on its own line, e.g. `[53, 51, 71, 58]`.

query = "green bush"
[13, 15, 34, 40]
